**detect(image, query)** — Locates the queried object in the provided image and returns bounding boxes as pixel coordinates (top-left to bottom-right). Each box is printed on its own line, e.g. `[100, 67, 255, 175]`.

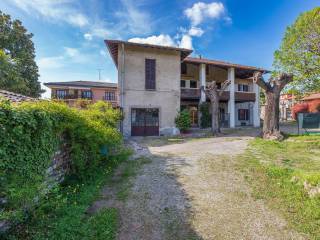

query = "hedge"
[0, 100, 123, 224]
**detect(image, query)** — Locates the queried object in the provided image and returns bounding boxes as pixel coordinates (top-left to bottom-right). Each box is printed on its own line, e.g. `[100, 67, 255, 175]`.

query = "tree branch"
[253, 71, 270, 91]
[218, 80, 230, 97]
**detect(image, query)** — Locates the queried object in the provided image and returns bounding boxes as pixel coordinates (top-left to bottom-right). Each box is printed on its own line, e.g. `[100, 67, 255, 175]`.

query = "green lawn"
[240, 135, 320, 239]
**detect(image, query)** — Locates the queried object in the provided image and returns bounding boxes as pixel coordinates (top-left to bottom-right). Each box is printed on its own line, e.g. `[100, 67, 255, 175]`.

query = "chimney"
[199, 54, 202, 59]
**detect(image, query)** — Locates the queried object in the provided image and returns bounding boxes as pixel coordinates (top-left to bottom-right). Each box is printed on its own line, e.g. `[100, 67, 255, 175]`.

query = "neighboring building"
[302, 93, 320, 112]
[44, 81, 118, 107]
[0, 89, 35, 103]
[105, 39, 268, 136]
[279, 93, 296, 121]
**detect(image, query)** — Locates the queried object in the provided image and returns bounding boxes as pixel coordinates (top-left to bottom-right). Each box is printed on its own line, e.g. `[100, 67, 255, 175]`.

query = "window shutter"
[145, 59, 156, 90]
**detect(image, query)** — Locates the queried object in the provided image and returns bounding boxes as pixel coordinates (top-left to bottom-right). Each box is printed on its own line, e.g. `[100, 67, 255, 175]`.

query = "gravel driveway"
[97, 126, 305, 240]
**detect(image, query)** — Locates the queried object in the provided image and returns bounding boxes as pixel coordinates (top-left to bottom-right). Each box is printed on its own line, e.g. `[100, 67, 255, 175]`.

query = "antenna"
[97, 68, 103, 80]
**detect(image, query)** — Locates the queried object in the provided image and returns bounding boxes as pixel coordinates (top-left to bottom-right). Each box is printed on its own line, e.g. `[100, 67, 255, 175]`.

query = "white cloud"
[9, 0, 89, 27]
[188, 27, 204, 37]
[37, 56, 64, 70]
[179, 34, 193, 49]
[116, 0, 152, 35]
[64, 47, 79, 57]
[84, 33, 93, 41]
[128, 34, 176, 47]
[184, 2, 226, 26]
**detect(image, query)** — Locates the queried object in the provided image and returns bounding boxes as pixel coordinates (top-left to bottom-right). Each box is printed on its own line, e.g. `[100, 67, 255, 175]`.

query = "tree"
[0, 49, 28, 93]
[253, 72, 293, 140]
[274, 7, 320, 92]
[204, 80, 230, 134]
[175, 109, 191, 133]
[0, 11, 42, 97]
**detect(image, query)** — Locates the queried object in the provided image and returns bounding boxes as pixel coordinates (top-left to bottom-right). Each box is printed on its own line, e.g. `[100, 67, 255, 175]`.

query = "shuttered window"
[145, 59, 156, 90]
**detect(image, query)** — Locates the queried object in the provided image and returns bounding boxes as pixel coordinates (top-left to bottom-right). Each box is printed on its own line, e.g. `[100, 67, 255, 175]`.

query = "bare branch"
[253, 71, 270, 91]
[218, 80, 230, 96]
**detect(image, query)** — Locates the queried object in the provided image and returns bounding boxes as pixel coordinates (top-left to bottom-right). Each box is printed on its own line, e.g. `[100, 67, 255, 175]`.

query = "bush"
[175, 110, 191, 132]
[0, 100, 123, 224]
[199, 102, 211, 128]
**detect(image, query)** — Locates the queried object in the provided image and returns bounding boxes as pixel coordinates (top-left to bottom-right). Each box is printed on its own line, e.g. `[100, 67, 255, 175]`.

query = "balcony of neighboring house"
[52, 89, 93, 101]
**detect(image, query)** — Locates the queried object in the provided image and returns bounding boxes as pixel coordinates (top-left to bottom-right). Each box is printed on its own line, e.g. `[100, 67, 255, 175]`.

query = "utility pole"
[97, 68, 103, 80]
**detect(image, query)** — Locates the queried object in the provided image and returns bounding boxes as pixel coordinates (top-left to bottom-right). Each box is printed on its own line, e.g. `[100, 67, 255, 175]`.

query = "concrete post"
[199, 63, 206, 103]
[253, 81, 260, 127]
[228, 67, 235, 128]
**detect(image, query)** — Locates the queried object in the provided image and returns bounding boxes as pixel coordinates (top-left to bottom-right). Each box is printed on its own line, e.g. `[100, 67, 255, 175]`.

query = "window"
[56, 89, 67, 99]
[81, 90, 92, 99]
[145, 59, 156, 90]
[105, 91, 116, 101]
[180, 80, 186, 88]
[181, 63, 187, 75]
[216, 82, 221, 89]
[238, 109, 249, 121]
[238, 84, 249, 92]
[190, 80, 197, 88]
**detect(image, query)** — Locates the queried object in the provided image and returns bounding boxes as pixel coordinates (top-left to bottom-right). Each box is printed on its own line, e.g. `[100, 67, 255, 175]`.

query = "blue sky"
[0, 0, 318, 98]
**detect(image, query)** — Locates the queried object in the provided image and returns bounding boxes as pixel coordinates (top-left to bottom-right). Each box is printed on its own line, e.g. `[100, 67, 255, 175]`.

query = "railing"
[52, 95, 92, 100]
[102, 96, 117, 101]
[180, 88, 255, 101]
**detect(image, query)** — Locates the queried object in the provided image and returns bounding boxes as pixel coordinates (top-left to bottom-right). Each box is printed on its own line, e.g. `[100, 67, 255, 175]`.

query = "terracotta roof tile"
[302, 93, 320, 100]
[44, 81, 117, 88]
[0, 89, 35, 103]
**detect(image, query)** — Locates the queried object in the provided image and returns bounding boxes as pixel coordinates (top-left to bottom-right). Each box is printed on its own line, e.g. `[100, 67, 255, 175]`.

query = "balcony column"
[199, 63, 206, 103]
[227, 67, 235, 128]
[253, 81, 260, 127]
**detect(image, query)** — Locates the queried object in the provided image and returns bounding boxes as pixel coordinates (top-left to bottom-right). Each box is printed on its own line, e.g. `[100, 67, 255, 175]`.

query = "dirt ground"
[91, 125, 306, 240]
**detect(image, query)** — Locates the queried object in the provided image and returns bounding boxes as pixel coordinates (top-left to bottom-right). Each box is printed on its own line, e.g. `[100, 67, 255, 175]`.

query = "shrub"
[199, 102, 211, 128]
[175, 109, 191, 132]
[0, 100, 123, 224]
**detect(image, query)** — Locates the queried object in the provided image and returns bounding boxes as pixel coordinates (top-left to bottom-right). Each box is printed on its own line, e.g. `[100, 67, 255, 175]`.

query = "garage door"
[131, 108, 159, 136]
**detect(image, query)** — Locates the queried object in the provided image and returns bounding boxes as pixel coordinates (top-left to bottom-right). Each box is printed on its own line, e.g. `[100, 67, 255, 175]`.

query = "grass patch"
[240, 135, 320, 239]
[4, 151, 130, 240]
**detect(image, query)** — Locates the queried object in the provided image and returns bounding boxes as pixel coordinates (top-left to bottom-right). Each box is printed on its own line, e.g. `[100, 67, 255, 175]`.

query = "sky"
[0, 0, 319, 98]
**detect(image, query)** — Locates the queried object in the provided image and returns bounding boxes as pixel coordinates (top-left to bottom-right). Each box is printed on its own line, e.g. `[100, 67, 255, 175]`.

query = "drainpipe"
[120, 43, 125, 133]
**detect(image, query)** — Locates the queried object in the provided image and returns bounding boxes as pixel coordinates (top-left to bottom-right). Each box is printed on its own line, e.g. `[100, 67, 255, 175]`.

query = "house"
[279, 93, 297, 121]
[0, 89, 35, 103]
[44, 81, 118, 107]
[302, 93, 320, 112]
[105, 39, 267, 136]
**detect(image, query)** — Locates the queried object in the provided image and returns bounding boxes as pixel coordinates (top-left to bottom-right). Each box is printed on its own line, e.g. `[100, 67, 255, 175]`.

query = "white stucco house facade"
[105, 39, 267, 137]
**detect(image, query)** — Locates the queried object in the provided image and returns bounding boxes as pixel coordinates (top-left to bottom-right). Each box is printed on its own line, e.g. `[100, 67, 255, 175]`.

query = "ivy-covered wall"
[0, 100, 123, 229]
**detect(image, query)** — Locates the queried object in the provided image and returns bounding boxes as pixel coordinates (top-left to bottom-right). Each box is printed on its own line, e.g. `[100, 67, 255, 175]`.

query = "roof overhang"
[184, 57, 270, 79]
[105, 39, 193, 68]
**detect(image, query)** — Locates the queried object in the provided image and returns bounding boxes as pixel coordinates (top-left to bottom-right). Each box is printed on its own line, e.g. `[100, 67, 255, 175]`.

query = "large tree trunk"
[253, 72, 293, 140]
[263, 90, 282, 139]
[204, 80, 230, 135]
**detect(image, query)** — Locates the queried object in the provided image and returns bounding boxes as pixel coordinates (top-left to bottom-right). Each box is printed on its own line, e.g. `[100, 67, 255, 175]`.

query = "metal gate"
[131, 108, 159, 136]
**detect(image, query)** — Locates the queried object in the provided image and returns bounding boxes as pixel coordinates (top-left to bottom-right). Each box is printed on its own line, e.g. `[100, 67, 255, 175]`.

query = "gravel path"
[92, 126, 305, 240]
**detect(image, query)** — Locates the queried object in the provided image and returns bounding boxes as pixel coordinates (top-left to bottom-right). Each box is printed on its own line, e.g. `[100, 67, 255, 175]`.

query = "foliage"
[0, 11, 41, 97]
[175, 109, 191, 132]
[0, 100, 123, 225]
[5, 150, 130, 239]
[199, 102, 211, 128]
[240, 136, 320, 239]
[274, 7, 320, 92]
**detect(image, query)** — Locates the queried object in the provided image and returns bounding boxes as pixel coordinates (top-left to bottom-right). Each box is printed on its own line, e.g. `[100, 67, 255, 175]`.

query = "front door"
[131, 108, 159, 136]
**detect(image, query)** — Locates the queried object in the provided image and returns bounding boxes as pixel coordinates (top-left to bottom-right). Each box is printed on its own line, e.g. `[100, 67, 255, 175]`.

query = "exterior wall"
[235, 102, 254, 126]
[118, 45, 181, 136]
[49, 87, 118, 107]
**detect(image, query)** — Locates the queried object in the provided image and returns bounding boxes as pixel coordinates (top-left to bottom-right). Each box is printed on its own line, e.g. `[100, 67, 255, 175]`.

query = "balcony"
[180, 88, 256, 102]
[52, 95, 92, 100]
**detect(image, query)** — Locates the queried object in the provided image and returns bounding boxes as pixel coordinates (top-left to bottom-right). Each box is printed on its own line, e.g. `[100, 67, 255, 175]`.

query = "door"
[131, 108, 159, 136]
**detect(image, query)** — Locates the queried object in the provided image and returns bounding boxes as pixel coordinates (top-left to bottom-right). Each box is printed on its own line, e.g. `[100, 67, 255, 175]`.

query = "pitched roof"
[184, 57, 269, 72]
[44, 81, 118, 89]
[0, 89, 35, 102]
[105, 39, 193, 67]
[302, 93, 320, 101]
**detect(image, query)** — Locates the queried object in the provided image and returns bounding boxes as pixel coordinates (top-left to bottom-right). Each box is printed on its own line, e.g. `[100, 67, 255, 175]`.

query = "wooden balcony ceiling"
[184, 57, 270, 79]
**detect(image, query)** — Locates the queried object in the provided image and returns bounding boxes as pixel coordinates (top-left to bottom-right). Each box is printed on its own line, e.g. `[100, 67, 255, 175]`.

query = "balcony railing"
[52, 95, 92, 100]
[180, 88, 255, 101]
